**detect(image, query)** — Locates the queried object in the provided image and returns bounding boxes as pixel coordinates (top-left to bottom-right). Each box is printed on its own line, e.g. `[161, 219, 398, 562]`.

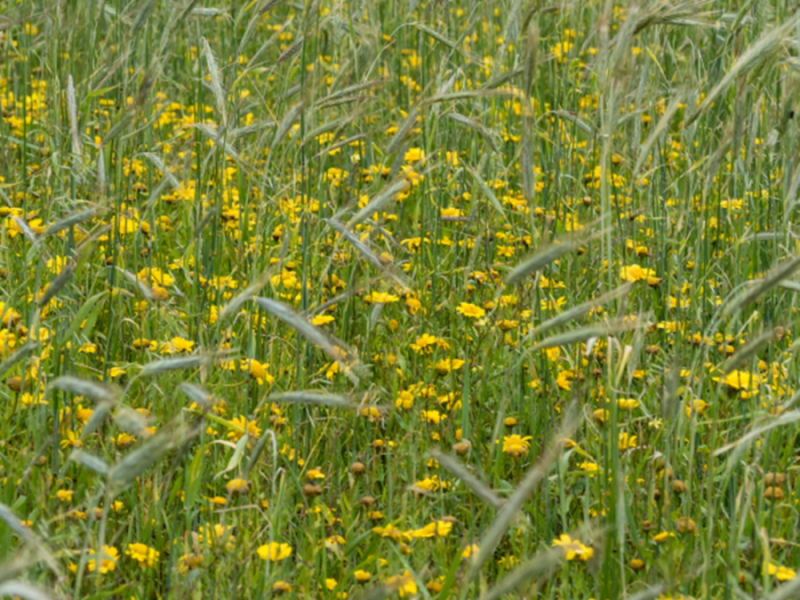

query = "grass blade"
[255, 297, 361, 385]
[49, 376, 120, 402]
[326, 219, 409, 289]
[467, 402, 581, 579]
[108, 425, 194, 496]
[723, 255, 800, 317]
[201, 37, 227, 127]
[0, 341, 38, 380]
[429, 449, 505, 508]
[261, 391, 356, 409]
[530, 283, 632, 337]
[532, 319, 644, 351]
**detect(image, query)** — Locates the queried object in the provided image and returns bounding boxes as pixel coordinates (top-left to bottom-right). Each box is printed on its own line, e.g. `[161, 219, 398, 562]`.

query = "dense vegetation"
[2, 0, 800, 598]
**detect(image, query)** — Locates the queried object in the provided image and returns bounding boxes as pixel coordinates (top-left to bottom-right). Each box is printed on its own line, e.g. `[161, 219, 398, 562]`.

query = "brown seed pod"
[764, 486, 785, 501]
[6, 376, 22, 393]
[302, 483, 323, 498]
[676, 517, 696, 533]
[765, 472, 786, 486]
[349, 461, 366, 475]
[452, 441, 471, 456]
[671, 480, 687, 494]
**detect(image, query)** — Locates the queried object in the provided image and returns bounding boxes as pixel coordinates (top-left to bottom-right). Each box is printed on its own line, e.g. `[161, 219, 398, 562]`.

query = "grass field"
[2, 0, 800, 598]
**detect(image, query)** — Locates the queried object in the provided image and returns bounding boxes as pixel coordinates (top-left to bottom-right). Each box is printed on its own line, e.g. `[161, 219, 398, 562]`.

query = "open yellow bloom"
[456, 302, 486, 319]
[502, 434, 532, 459]
[257, 541, 292, 561]
[88, 546, 119, 574]
[551, 534, 593, 561]
[411, 520, 452, 538]
[126, 542, 159, 567]
[766, 563, 796, 581]
[384, 571, 417, 597]
[620, 264, 656, 282]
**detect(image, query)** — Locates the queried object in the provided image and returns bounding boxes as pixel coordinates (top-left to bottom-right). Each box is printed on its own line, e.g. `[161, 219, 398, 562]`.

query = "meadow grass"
[1, 0, 800, 598]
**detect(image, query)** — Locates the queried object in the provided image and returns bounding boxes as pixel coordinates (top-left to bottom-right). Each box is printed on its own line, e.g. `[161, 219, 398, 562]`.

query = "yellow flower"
[432, 358, 465, 375]
[311, 314, 334, 326]
[225, 478, 250, 494]
[551, 534, 592, 561]
[373, 524, 410, 541]
[410, 333, 449, 353]
[257, 541, 292, 561]
[108, 366, 127, 378]
[685, 399, 709, 418]
[404, 148, 425, 163]
[55, 489, 74, 502]
[411, 520, 453, 538]
[114, 432, 137, 449]
[170, 336, 195, 352]
[306, 468, 326, 480]
[653, 531, 675, 544]
[396, 390, 414, 410]
[714, 370, 760, 392]
[59, 430, 83, 449]
[456, 302, 486, 319]
[620, 264, 656, 283]
[461, 544, 479, 558]
[441, 207, 463, 218]
[497, 319, 519, 331]
[228, 415, 262, 444]
[766, 563, 796, 581]
[137, 267, 174, 287]
[87, 545, 119, 574]
[502, 434, 532, 459]
[384, 571, 417, 597]
[618, 432, 638, 451]
[197, 523, 235, 550]
[272, 581, 292, 594]
[364, 291, 400, 304]
[617, 398, 639, 411]
[78, 342, 97, 354]
[177, 553, 203, 575]
[421, 410, 445, 425]
[354, 570, 371, 583]
[242, 358, 273, 385]
[125, 542, 159, 567]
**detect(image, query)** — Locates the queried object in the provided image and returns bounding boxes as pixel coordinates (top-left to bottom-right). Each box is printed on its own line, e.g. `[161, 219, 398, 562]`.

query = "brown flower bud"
[671, 480, 686, 494]
[452, 441, 471, 456]
[302, 484, 323, 498]
[349, 461, 366, 475]
[765, 472, 786, 486]
[764, 486, 784, 501]
[6, 376, 22, 393]
[676, 517, 696, 533]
